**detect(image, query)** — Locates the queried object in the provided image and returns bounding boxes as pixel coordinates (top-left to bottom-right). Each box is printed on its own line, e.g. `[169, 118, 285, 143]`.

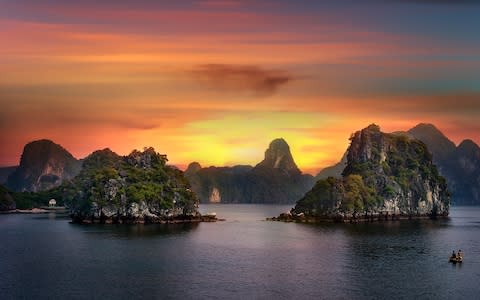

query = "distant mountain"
[254, 138, 301, 176]
[185, 138, 315, 204]
[449, 140, 480, 204]
[0, 166, 17, 185]
[6, 140, 82, 192]
[407, 123, 457, 162]
[289, 124, 449, 222]
[407, 124, 480, 205]
[315, 152, 347, 180]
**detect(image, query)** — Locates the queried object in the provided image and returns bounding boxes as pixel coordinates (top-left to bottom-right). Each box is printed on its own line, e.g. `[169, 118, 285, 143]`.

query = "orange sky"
[1, 1, 479, 175]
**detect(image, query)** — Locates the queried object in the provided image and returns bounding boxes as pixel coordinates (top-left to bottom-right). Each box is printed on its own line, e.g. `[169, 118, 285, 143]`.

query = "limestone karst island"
[3, 123, 480, 226]
[270, 124, 450, 223]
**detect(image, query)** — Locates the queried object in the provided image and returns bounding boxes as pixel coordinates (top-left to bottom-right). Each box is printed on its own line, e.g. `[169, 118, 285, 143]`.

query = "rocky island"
[314, 123, 480, 206]
[270, 124, 450, 223]
[0, 140, 220, 223]
[63, 147, 214, 224]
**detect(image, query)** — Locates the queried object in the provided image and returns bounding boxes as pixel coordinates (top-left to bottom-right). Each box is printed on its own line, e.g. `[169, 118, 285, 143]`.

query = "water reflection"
[2, 206, 479, 299]
[31, 211, 70, 220]
[342, 219, 470, 299]
[69, 222, 199, 239]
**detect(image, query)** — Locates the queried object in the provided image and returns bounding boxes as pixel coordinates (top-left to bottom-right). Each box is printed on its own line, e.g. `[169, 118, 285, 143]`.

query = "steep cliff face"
[294, 124, 450, 219]
[66, 148, 199, 223]
[315, 123, 480, 206]
[184, 138, 315, 204]
[408, 124, 480, 205]
[7, 140, 81, 192]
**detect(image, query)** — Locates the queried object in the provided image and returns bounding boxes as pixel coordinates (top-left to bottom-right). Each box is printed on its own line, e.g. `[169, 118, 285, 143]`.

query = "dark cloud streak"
[191, 64, 293, 96]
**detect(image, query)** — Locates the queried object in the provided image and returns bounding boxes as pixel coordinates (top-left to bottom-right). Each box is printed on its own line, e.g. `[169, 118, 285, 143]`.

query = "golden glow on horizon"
[1, 2, 479, 173]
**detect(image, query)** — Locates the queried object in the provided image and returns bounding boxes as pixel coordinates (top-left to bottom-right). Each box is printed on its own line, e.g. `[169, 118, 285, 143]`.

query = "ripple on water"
[0, 205, 479, 299]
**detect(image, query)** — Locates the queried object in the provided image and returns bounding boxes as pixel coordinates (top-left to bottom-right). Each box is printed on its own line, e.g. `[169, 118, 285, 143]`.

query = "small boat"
[449, 255, 463, 263]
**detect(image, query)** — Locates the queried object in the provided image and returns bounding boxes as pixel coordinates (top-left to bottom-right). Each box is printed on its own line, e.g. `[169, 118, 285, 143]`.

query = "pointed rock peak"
[457, 139, 480, 158]
[348, 124, 383, 143]
[24, 139, 70, 152]
[186, 162, 202, 174]
[408, 123, 448, 139]
[355, 124, 383, 139]
[412, 123, 440, 131]
[126, 147, 168, 169]
[458, 139, 479, 150]
[7, 139, 80, 192]
[364, 123, 381, 133]
[83, 148, 121, 169]
[27, 139, 57, 147]
[256, 138, 300, 174]
[411, 123, 439, 130]
[20, 139, 76, 164]
[269, 138, 290, 151]
[89, 148, 117, 157]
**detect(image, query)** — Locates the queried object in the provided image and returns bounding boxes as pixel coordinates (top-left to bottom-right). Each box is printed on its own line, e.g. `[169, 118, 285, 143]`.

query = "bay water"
[1, 205, 479, 299]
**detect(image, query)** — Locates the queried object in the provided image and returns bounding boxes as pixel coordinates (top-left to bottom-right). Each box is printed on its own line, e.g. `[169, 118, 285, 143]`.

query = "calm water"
[1, 205, 480, 299]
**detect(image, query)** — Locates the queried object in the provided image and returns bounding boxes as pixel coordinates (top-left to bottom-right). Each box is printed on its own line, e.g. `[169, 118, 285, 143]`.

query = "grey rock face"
[255, 138, 301, 176]
[7, 140, 81, 192]
[294, 124, 450, 219]
[67, 148, 199, 223]
[316, 123, 480, 206]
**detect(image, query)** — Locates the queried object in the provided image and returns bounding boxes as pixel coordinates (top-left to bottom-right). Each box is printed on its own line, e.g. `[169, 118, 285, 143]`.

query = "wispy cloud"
[191, 64, 293, 96]
[195, 0, 245, 9]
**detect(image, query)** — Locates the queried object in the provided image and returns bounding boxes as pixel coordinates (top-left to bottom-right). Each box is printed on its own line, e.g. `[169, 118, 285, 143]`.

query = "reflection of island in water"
[70, 222, 200, 239]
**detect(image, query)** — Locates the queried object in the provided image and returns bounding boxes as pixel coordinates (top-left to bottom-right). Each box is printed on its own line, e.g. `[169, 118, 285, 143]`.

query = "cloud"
[196, 0, 245, 8]
[191, 64, 293, 96]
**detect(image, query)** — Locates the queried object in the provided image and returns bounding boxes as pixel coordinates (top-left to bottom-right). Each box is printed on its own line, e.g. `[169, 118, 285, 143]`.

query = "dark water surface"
[1, 205, 479, 299]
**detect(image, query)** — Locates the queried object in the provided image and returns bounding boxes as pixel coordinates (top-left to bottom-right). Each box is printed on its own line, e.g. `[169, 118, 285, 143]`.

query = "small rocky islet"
[270, 124, 450, 223]
[64, 147, 219, 224]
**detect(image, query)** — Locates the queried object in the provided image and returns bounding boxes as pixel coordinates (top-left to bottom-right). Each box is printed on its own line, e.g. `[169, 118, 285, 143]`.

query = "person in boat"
[457, 250, 463, 258]
[451, 250, 456, 259]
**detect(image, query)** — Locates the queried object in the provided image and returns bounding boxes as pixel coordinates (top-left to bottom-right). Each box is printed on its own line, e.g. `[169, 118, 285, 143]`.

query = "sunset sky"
[1, 0, 480, 174]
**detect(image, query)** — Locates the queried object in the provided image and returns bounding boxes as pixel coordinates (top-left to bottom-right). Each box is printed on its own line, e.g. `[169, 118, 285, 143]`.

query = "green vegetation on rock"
[293, 124, 450, 219]
[64, 147, 199, 223]
[0, 184, 16, 211]
[314, 122, 480, 206]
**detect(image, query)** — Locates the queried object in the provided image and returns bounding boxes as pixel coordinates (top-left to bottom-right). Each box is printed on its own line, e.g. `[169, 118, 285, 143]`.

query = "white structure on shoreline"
[49, 199, 57, 207]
